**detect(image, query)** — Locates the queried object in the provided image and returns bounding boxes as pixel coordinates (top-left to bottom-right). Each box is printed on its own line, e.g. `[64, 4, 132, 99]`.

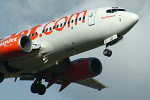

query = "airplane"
[0, 7, 139, 95]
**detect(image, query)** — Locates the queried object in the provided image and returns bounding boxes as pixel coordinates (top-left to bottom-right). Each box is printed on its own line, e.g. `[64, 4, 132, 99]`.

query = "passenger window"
[75, 19, 77, 22]
[83, 16, 85, 20]
[79, 17, 81, 21]
[64, 22, 66, 26]
[49, 27, 52, 30]
[42, 30, 44, 33]
[71, 20, 74, 23]
[46, 28, 48, 32]
[32, 33, 34, 37]
[68, 21, 70, 24]
[35, 32, 37, 35]
[57, 25, 59, 28]
[60, 23, 62, 27]
[53, 26, 55, 29]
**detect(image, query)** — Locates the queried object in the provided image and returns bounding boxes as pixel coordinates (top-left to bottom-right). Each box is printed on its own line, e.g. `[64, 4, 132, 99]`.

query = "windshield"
[106, 9, 126, 13]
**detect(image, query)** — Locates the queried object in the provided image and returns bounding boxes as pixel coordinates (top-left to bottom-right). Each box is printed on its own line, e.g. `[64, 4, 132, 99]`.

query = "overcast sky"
[0, 0, 150, 100]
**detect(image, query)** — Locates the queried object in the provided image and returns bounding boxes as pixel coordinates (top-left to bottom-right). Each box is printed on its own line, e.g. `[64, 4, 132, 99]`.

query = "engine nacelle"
[0, 35, 32, 60]
[65, 57, 102, 82]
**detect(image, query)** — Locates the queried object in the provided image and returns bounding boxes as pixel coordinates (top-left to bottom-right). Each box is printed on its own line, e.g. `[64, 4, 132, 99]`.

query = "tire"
[107, 50, 112, 57]
[31, 83, 38, 94]
[103, 49, 109, 56]
[37, 84, 46, 95]
[103, 49, 112, 57]
[0, 72, 4, 83]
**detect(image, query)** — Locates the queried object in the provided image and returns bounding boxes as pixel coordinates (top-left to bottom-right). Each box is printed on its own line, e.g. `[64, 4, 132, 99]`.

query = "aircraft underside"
[0, 7, 139, 95]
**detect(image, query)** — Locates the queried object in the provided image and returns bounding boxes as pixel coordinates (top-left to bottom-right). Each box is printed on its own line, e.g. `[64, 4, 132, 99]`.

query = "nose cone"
[130, 13, 139, 25]
[119, 12, 139, 36]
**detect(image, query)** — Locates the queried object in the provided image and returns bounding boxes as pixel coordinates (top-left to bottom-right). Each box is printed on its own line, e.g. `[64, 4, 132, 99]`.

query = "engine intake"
[19, 35, 32, 52]
[89, 58, 102, 74]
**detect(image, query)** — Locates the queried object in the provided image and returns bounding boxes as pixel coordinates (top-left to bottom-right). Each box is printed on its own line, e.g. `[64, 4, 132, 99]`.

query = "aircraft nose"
[117, 12, 139, 36]
[130, 13, 139, 25]
[124, 12, 139, 31]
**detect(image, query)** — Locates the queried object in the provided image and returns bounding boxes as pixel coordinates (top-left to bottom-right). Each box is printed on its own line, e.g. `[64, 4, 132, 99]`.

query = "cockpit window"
[117, 9, 126, 11]
[106, 9, 126, 13]
[106, 9, 117, 13]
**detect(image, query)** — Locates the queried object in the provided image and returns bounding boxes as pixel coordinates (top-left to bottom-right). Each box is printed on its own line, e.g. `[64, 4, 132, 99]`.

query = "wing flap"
[76, 78, 107, 90]
[20, 76, 35, 81]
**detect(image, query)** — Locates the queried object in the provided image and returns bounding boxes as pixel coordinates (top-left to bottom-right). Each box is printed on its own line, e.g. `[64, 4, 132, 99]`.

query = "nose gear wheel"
[103, 49, 112, 57]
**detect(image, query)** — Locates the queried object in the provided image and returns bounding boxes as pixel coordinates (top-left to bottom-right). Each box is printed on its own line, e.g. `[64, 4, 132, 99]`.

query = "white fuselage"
[0, 7, 139, 78]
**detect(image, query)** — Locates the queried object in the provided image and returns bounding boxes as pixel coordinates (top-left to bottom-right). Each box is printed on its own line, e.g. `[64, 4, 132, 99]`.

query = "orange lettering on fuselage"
[41, 10, 87, 38]
[101, 15, 116, 19]
[68, 10, 87, 27]
[9, 10, 87, 41]
[10, 30, 28, 37]
[29, 25, 42, 40]
[11, 33, 17, 37]
[55, 17, 68, 31]
[17, 30, 29, 36]
[43, 20, 55, 35]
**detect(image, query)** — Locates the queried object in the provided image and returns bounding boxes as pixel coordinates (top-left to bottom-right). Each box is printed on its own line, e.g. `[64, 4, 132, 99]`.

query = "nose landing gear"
[0, 72, 4, 83]
[103, 48, 112, 57]
[103, 34, 123, 57]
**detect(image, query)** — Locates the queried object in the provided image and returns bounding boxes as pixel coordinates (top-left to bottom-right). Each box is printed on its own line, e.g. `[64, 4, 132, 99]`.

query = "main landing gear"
[0, 72, 4, 83]
[103, 34, 123, 57]
[31, 75, 47, 95]
[31, 82, 46, 95]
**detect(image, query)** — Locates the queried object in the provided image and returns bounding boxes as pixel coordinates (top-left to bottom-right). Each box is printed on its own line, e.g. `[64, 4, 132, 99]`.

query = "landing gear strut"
[31, 75, 46, 95]
[0, 72, 4, 83]
[103, 34, 123, 57]
[31, 82, 46, 95]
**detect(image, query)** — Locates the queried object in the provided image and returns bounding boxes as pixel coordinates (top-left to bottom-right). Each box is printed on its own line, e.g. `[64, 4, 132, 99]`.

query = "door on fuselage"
[88, 9, 97, 26]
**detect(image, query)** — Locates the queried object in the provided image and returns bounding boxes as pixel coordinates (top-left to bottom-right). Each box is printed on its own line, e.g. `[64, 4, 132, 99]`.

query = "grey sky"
[0, 0, 150, 100]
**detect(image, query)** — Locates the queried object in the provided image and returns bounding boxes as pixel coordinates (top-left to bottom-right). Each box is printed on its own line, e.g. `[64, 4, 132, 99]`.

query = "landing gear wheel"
[0, 72, 4, 83]
[31, 83, 38, 94]
[31, 83, 46, 95]
[37, 84, 46, 95]
[103, 49, 112, 57]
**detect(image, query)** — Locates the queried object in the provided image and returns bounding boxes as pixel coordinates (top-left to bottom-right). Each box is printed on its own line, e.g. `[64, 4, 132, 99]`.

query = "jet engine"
[65, 57, 102, 82]
[0, 35, 32, 60]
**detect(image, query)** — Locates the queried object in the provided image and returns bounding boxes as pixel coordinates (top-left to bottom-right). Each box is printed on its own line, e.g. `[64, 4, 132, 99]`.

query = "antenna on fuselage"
[29, 26, 32, 29]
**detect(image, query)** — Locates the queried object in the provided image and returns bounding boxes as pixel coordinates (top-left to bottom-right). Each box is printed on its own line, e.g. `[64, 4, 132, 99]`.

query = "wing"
[19, 57, 107, 93]
[20, 76, 106, 91]
[76, 78, 107, 91]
